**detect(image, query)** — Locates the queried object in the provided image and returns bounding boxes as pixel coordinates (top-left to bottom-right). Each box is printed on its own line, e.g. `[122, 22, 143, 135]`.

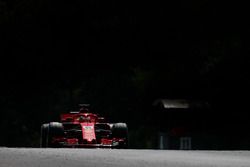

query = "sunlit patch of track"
[1, 148, 250, 167]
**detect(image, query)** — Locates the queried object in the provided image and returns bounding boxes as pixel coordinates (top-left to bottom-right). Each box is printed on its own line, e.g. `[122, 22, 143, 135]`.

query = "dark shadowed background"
[0, 0, 250, 149]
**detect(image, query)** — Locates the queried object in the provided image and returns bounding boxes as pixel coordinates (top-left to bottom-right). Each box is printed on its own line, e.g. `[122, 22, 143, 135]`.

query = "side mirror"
[98, 117, 105, 123]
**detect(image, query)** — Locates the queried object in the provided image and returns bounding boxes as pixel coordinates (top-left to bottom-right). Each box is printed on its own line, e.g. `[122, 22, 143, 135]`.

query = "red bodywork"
[51, 112, 125, 148]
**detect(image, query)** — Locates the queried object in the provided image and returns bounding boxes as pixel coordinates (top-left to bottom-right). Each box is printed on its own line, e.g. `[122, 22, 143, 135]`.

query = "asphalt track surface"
[1, 148, 250, 167]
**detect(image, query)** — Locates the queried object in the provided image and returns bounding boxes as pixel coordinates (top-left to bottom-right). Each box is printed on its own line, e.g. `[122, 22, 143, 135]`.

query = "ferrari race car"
[40, 105, 128, 148]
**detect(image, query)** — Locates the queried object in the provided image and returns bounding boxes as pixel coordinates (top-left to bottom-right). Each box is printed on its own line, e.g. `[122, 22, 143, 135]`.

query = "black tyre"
[40, 123, 49, 148]
[111, 123, 129, 148]
[40, 122, 64, 147]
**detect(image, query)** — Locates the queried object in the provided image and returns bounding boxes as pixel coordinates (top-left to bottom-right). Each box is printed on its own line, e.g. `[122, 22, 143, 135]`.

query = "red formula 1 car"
[40, 105, 128, 148]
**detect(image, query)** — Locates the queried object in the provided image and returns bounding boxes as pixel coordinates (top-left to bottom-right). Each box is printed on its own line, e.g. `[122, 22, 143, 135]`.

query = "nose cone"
[81, 123, 96, 142]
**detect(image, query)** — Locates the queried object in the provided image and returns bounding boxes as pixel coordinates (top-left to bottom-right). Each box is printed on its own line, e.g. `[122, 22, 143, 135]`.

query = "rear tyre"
[111, 123, 129, 148]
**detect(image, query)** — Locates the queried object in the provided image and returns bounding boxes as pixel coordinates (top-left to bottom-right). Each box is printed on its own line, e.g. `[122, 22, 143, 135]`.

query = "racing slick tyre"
[111, 123, 129, 148]
[40, 123, 49, 148]
[48, 122, 64, 147]
[40, 122, 64, 148]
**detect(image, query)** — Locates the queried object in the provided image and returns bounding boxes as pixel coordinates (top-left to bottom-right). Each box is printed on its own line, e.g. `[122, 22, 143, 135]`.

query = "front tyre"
[40, 123, 49, 148]
[111, 123, 129, 148]
[40, 122, 64, 147]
